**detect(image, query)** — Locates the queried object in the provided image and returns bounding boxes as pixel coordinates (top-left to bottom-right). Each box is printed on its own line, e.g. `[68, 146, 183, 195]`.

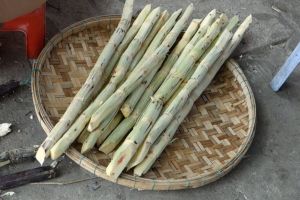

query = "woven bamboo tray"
[31, 15, 256, 190]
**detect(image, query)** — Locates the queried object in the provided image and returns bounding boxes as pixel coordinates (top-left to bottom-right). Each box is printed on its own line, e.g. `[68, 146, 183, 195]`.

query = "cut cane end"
[98, 146, 107, 154]
[87, 122, 95, 132]
[35, 147, 46, 165]
[133, 167, 144, 177]
[50, 147, 62, 160]
[126, 161, 138, 171]
[80, 143, 91, 154]
[120, 104, 132, 118]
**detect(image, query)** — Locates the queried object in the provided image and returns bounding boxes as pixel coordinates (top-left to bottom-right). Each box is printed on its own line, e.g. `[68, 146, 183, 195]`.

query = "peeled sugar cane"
[80, 8, 175, 154]
[127, 9, 218, 115]
[121, 18, 201, 117]
[99, 4, 152, 87]
[50, 8, 161, 159]
[98, 9, 187, 153]
[88, 4, 194, 133]
[134, 16, 252, 175]
[35, 2, 252, 180]
[80, 112, 116, 153]
[128, 10, 171, 73]
[105, 12, 229, 179]
[96, 113, 124, 146]
[79, 8, 162, 154]
[77, 127, 90, 144]
[121, 11, 190, 117]
[88, 7, 161, 112]
[99, 9, 218, 154]
[35, 0, 135, 165]
[129, 16, 239, 168]
[134, 91, 198, 176]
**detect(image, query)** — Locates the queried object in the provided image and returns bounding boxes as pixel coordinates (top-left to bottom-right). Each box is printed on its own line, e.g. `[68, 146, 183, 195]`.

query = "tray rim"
[31, 15, 256, 190]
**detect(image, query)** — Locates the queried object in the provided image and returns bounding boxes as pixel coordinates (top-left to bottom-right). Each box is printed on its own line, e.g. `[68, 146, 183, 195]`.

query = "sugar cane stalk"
[128, 10, 171, 72]
[134, 15, 253, 175]
[134, 95, 194, 176]
[88, 5, 194, 132]
[152, 14, 228, 104]
[51, 8, 179, 159]
[87, 7, 161, 117]
[105, 12, 228, 180]
[121, 18, 201, 117]
[99, 4, 152, 87]
[77, 127, 90, 144]
[78, 112, 123, 145]
[121, 9, 218, 117]
[98, 58, 164, 153]
[49, 7, 161, 159]
[106, 98, 163, 178]
[80, 112, 119, 153]
[80, 8, 162, 153]
[35, 0, 134, 165]
[129, 16, 239, 168]
[119, 10, 184, 117]
[117, 9, 180, 100]
[52, 110, 115, 159]
[99, 10, 217, 153]
[96, 113, 124, 146]
[173, 9, 217, 67]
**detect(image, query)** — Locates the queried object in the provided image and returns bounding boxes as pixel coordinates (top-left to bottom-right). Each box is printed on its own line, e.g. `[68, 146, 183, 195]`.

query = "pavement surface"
[0, 0, 300, 199]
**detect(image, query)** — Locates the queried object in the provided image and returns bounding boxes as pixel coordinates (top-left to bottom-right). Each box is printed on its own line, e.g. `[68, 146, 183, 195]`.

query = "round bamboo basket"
[31, 16, 256, 190]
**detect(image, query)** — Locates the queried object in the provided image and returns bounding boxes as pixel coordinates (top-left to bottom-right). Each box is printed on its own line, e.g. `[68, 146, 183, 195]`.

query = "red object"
[0, 4, 45, 59]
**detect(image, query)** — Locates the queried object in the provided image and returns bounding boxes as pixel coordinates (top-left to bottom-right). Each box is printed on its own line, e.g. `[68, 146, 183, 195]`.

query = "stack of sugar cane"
[36, 0, 252, 179]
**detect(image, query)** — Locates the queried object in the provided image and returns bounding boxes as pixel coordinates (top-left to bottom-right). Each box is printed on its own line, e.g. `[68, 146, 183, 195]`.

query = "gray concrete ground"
[1, 0, 300, 199]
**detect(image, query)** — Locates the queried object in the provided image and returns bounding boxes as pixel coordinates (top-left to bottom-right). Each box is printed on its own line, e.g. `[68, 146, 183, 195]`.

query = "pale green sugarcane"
[81, 113, 123, 151]
[134, 91, 197, 176]
[124, 63, 195, 170]
[117, 9, 180, 99]
[163, 15, 239, 110]
[99, 4, 152, 88]
[80, 9, 179, 154]
[78, 112, 123, 144]
[134, 15, 253, 175]
[116, 9, 180, 93]
[128, 9, 176, 72]
[128, 16, 239, 168]
[172, 9, 217, 71]
[86, 7, 161, 116]
[133, 91, 195, 176]
[152, 14, 228, 104]
[80, 111, 118, 153]
[120, 18, 201, 117]
[99, 10, 218, 154]
[121, 9, 218, 117]
[99, 12, 220, 154]
[98, 10, 186, 152]
[77, 127, 90, 144]
[49, 7, 161, 159]
[52, 9, 176, 158]
[119, 11, 185, 118]
[105, 13, 227, 179]
[51, 109, 116, 159]
[78, 7, 155, 145]
[35, 0, 134, 165]
[98, 59, 164, 154]
[126, 66, 195, 169]
[88, 5, 194, 133]
[96, 113, 124, 146]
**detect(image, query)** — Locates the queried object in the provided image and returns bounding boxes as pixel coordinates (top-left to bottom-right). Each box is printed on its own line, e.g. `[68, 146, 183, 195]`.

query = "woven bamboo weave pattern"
[32, 16, 256, 190]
